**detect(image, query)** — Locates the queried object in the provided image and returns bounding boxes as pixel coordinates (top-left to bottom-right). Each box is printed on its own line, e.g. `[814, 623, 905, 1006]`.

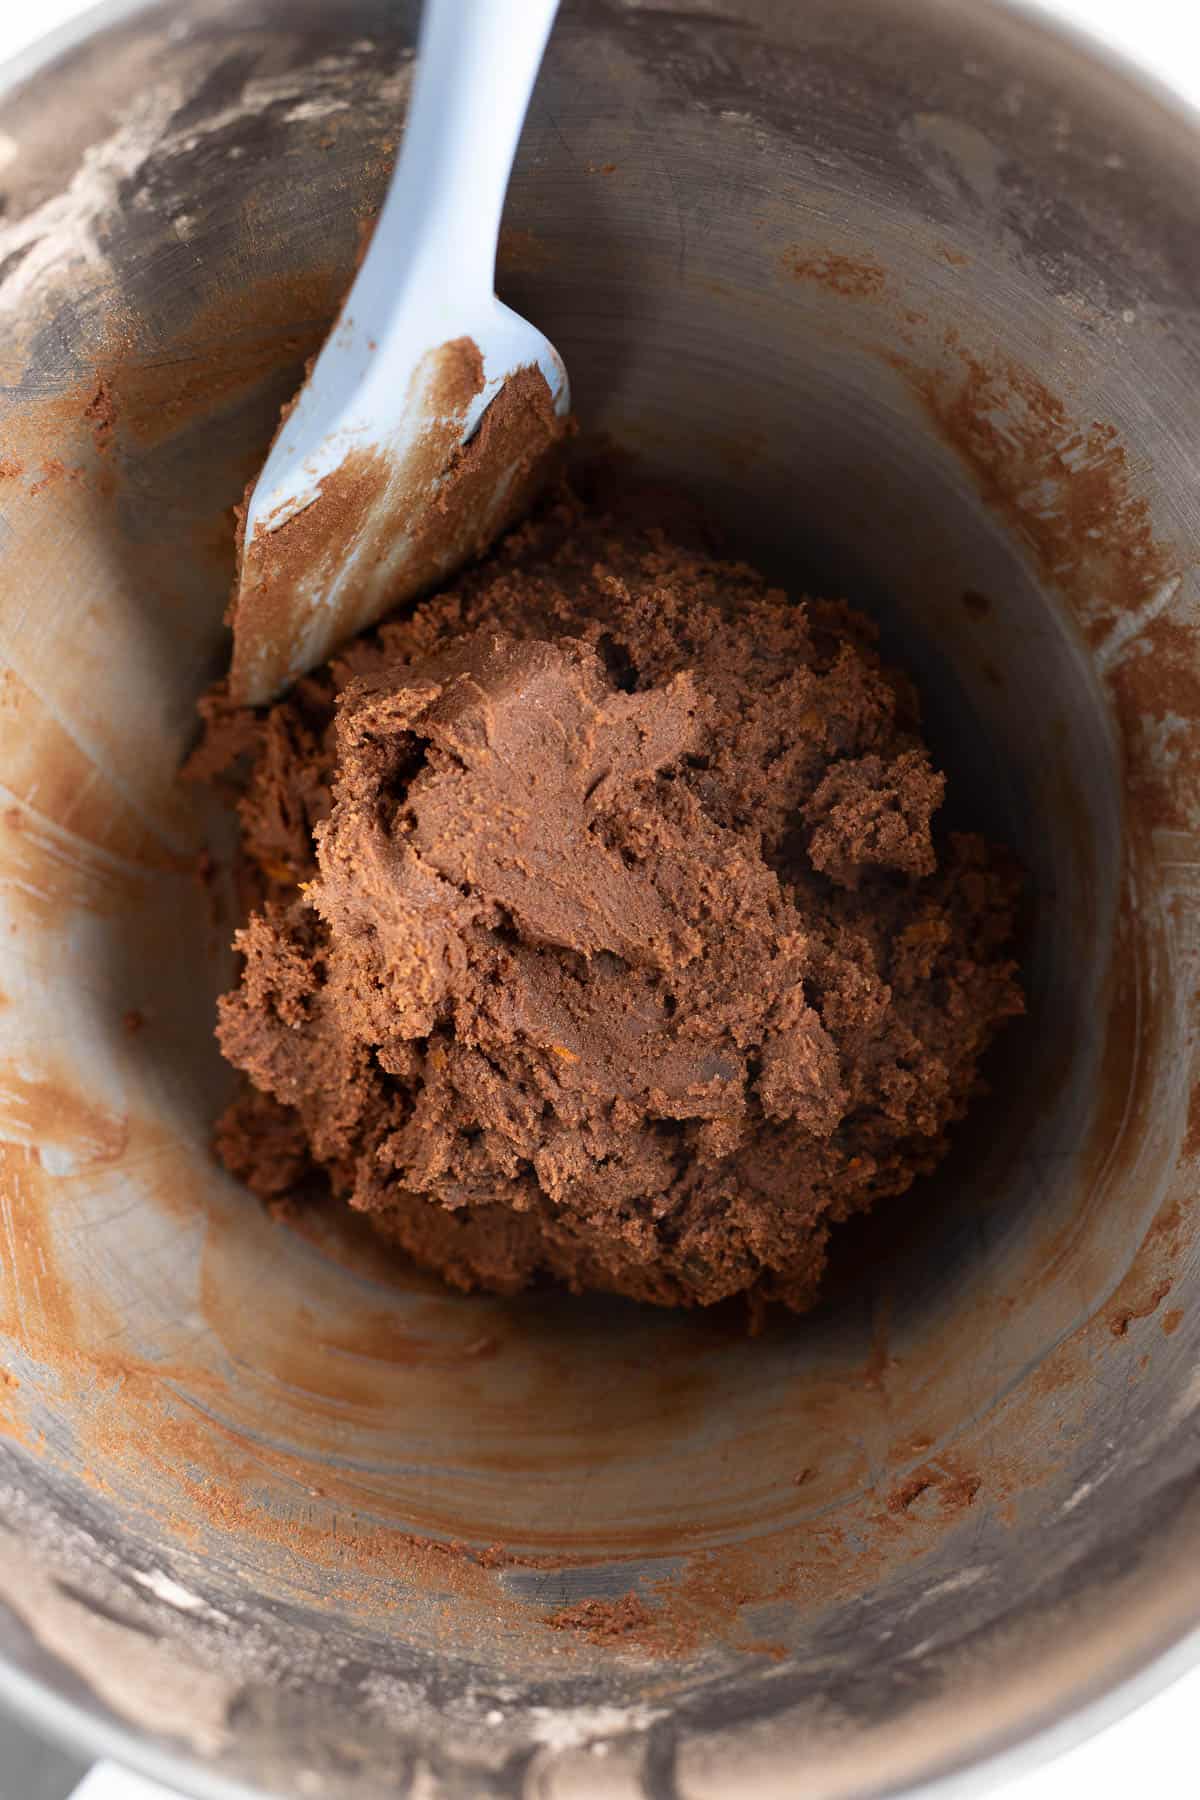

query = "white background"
[1, 2, 1198, 1798]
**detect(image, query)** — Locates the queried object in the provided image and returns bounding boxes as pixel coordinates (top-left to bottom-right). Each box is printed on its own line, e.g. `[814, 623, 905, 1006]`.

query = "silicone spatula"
[228, 0, 568, 707]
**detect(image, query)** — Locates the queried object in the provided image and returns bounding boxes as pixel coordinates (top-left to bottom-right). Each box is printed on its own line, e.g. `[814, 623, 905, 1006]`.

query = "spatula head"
[228, 323, 569, 708]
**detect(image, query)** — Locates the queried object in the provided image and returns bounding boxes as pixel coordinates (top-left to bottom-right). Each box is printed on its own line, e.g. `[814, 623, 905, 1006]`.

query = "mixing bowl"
[0, 1, 1198, 1795]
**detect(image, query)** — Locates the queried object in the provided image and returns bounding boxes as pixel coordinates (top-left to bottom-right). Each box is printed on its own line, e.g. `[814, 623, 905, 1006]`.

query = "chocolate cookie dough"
[198, 488, 1022, 1312]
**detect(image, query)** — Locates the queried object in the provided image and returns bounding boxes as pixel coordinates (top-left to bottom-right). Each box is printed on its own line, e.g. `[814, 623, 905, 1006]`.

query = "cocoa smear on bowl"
[548, 1592, 657, 1645]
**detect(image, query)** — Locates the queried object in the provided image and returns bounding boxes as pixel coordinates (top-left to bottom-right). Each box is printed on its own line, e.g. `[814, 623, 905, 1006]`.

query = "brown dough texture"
[198, 489, 1022, 1312]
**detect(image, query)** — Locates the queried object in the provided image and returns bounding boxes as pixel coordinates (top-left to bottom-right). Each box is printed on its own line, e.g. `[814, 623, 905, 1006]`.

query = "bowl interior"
[1, 3, 1199, 1796]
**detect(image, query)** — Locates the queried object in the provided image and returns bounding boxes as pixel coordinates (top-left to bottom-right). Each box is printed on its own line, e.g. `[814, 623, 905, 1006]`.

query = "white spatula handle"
[69, 1763, 180, 1800]
[244, 0, 562, 536]
[355, 0, 560, 321]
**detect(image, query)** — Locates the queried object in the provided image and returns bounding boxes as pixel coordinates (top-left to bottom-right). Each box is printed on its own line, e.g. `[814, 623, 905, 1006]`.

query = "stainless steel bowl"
[0, 2, 1198, 1795]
